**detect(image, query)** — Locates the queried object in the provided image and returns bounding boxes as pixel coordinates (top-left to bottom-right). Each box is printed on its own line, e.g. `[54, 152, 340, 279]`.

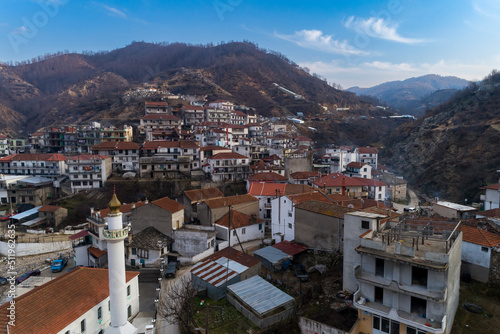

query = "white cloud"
[472, 0, 500, 19]
[345, 16, 427, 44]
[275, 29, 368, 56]
[12, 26, 32, 35]
[92, 2, 127, 18]
[299, 59, 496, 88]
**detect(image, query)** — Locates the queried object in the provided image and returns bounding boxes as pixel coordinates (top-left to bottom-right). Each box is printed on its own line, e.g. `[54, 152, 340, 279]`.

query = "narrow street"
[392, 188, 419, 214]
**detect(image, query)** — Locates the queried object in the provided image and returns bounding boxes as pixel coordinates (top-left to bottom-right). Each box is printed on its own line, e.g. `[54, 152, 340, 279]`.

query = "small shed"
[253, 246, 292, 271]
[226, 275, 294, 328]
[191, 259, 240, 300]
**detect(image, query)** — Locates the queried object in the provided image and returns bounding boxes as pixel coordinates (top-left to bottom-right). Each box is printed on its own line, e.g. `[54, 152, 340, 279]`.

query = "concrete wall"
[0, 240, 72, 256]
[284, 155, 313, 178]
[489, 250, 500, 283]
[192, 273, 240, 300]
[215, 223, 264, 246]
[178, 247, 215, 265]
[444, 232, 462, 334]
[271, 196, 295, 242]
[131, 204, 173, 237]
[198, 201, 259, 226]
[295, 208, 343, 251]
[462, 241, 490, 268]
[299, 317, 348, 334]
[173, 228, 215, 257]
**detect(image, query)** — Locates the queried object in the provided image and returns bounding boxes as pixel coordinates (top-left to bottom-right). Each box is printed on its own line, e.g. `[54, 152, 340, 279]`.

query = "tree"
[159, 275, 200, 333]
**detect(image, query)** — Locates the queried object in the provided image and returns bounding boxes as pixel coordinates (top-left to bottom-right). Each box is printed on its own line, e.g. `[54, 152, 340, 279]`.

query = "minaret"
[104, 192, 137, 334]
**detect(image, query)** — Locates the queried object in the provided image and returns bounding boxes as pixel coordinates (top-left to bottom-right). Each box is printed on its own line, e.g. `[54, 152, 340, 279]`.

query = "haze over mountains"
[348, 74, 470, 117]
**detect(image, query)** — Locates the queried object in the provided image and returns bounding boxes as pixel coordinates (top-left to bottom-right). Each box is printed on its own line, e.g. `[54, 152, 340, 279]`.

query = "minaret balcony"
[102, 227, 129, 240]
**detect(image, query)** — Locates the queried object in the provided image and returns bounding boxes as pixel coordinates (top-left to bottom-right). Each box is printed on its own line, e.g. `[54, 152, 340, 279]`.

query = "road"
[392, 188, 419, 214]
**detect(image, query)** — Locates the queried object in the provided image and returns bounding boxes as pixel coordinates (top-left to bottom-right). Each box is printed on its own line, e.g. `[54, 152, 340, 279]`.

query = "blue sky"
[1, 0, 500, 88]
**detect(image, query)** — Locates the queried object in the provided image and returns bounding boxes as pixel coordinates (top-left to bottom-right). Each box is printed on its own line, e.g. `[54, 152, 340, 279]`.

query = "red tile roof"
[69, 230, 89, 240]
[98, 201, 147, 218]
[141, 140, 199, 150]
[357, 147, 378, 154]
[91, 140, 141, 150]
[0, 153, 67, 162]
[481, 184, 500, 190]
[0, 267, 139, 334]
[247, 173, 287, 182]
[295, 136, 312, 141]
[205, 246, 261, 268]
[152, 197, 184, 213]
[477, 208, 500, 218]
[290, 171, 319, 179]
[215, 210, 264, 229]
[184, 187, 224, 202]
[272, 241, 308, 256]
[183, 105, 205, 110]
[38, 205, 63, 212]
[209, 152, 249, 160]
[346, 162, 368, 169]
[313, 173, 386, 188]
[88, 246, 107, 258]
[199, 145, 232, 152]
[248, 183, 314, 197]
[461, 225, 500, 248]
[68, 154, 110, 161]
[295, 200, 356, 218]
[204, 194, 258, 209]
[146, 101, 167, 106]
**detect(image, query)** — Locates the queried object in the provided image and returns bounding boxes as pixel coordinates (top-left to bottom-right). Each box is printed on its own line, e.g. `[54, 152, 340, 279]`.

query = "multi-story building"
[208, 100, 234, 111]
[206, 107, 231, 123]
[145, 101, 169, 114]
[0, 135, 9, 156]
[139, 140, 201, 178]
[0, 153, 67, 177]
[92, 141, 141, 172]
[101, 125, 133, 142]
[66, 155, 112, 193]
[356, 146, 378, 169]
[344, 213, 462, 334]
[345, 162, 373, 179]
[313, 173, 387, 200]
[27, 132, 44, 152]
[76, 123, 103, 153]
[8, 138, 27, 153]
[140, 114, 182, 137]
[230, 110, 247, 125]
[206, 152, 251, 182]
[183, 105, 206, 126]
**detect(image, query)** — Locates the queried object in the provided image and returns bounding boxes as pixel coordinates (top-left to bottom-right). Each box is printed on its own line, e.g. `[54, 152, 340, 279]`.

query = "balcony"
[102, 226, 129, 240]
[264, 203, 272, 209]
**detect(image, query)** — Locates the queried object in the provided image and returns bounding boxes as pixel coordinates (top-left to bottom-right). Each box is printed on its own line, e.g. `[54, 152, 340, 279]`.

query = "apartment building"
[67, 155, 112, 193]
[344, 213, 462, 334]
[206, 152, 251, 182]
[0, 153, 67, 177]
[92, 141, 141, 172]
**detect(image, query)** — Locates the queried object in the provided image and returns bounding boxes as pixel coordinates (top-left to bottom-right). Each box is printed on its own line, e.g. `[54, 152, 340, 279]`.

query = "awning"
[69, 230, 89, 240]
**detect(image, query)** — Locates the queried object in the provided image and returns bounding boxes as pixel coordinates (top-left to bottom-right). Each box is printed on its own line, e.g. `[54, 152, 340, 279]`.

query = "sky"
[1, 0, 500, 88]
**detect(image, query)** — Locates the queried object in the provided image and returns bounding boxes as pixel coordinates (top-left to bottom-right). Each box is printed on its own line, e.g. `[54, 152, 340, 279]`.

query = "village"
[0, 95, 499, 334]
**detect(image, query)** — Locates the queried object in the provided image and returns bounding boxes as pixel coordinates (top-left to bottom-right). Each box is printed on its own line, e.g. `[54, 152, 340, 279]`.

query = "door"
[131, 259, 135, 266]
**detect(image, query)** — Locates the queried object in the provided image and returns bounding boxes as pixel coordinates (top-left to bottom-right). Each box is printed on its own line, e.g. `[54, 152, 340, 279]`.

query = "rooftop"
[184, 187, 224, 202]
[295, 200, 356, 219]
[247, 173, 287, 182]
[152, 197, 184, 213]
[215, 210, 264, 229]
[0, 267, 139, 334]
[433, 201, 477, 212]
[128, 226, 173, 249]
[204, 194, 258, 209]
[461, 225, 500, 248]
[248, 183, 314, 197]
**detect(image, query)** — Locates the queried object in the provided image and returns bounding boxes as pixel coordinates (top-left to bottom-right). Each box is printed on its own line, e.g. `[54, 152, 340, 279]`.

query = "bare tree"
[159, 275, 200, 333]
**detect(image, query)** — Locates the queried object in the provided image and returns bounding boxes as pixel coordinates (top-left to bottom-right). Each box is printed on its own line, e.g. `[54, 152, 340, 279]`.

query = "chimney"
[145, 198, 149, 204]
[131, 203, 136, 209]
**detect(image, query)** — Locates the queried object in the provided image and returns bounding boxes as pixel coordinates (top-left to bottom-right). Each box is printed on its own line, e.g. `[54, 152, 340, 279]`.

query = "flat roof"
[227, 275, 294, 316]
[12, 206, 42, 220]
[347, 211, 388, 219]
[20, 217, 45, 227]
[434, 201, 477, 212]
[253, 246, 290, 264]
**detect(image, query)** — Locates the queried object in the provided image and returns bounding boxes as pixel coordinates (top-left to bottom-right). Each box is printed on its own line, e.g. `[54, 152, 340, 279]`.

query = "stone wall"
[489, 250, 500, 283]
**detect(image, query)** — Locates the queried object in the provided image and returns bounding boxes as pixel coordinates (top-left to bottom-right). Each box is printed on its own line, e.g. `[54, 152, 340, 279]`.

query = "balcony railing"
[102, 226, 129, 240]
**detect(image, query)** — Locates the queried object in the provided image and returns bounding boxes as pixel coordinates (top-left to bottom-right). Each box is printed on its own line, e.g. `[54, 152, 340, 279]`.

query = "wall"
[131, 204, 173, 237]
[284, 155, 313, 178]
[295, 209, 342, 251]
[444, 232, 462, 334]
[489, 250, 500, 283]
[299, 317, 347, 334]
[178, 247, 215, 265]
[271, 196, 295, 242]
[173, 228, 215, 257]
[0, 240, 72, 256]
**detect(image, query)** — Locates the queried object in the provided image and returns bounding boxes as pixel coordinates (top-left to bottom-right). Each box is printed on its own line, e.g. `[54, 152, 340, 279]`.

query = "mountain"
[1, 42, 367, 136]
[382, 71, 500, 203]
[347, 74, 470, 117]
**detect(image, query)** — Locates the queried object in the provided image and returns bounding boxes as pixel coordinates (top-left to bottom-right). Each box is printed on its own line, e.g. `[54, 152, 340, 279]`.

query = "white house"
[126, 226, 173, 268]
[344, 162, 373, 179]
[207, 152, 251, 182]
[0, 267, 140, 334]
[480, 183, 500, 210]
[355, 146, 378, 169]
[215, 210, 265, 247]
[67, 155, 112, 193]
[460, 225, 500, 282]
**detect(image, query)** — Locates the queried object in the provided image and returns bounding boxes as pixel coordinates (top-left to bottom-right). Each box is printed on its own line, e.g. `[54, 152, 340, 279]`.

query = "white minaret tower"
[104, 192, 137, 334]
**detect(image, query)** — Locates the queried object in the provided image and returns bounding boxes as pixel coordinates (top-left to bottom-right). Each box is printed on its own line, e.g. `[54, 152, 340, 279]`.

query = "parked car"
[51, 258, 68, 273]
[404, 207, 417, 213]
[164, 261, 180, 278]
[15, 270, 41, 285]
[293, 264, 309, 282]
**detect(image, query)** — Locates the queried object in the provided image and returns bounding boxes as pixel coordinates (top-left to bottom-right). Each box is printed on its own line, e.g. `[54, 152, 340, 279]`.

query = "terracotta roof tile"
[461, 225, 500, 248]
[151, 197, 184, 213]
[204, 194, 258, 209]
[98, 201, 147, 218]
[88, 246, 107, 258]
[248, 183, 314, 197]
[184, 187, 224, 202]
[141, 114, 180, 120]
[91, 140, 141, 150]
[481, 184, 500, 190]
[2, 153, 67, 162]
[247, 173, 287, 182]
[272, 241, 308, 256]
[38, 205, 63, 212]
[146, 101, 167, 106]
[295, 200, 356, 218]
[357, 147, 378, 154]
[215, 210, 264, 229]
[0, 267, 139, 334]
[141, 140, 199, 150]
[290, 171, 319, 179]
[205, 246, 261, 268]
[209, 152, 249, 160]
[199, 145, 232, 152]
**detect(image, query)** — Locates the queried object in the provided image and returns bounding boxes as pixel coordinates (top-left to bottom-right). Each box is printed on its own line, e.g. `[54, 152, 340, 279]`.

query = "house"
[197, 194, 259, 226]
[0, 153, 67, 177]
[378, 172, 408, 202]
[207, 152, 251, 182]
[226, 275, 294, 328]
[289, 171, 320, 185]
[140, 114, 182, 140]
[460, 225, 500, 282]
[191, 247, 261, 300]
[126, 226, 173, 268]
[246, 172, 288, 191]
[100, 125, 133, 142]
[206, 107, 232, 123]
[145, 101, 168, 114]
[214, 210, 265, 247]
[91, 141, 141, 172]
[480, 183, 500, 210]
[172, 225, 217, 264]
[230, 110, 247, 125]
[247, 183, 314, 227]
[313, 173, 387, 200]
[7, 176, 56, 206]
[344, 212, 462, 334]
[250, 160, 286, 176]
[130, 196, 185, 238]
[432, 201, 477, 220]
[345, 162, 372, 179]
[295, 136, 313, 147]
[0, 135, 9, 155]
[199, 145, 232, 165]
[66, 155, 112, 193]
[0, 175, 30, 204]
[294, 200, 355, 251]
[208, 100, 234, 111]
[0, 267, 139, 334]
[177, 187, 224, 222]
[253, 241, 307, 271]
[356, 146, 378, 168]
[38, 204, 68, 227]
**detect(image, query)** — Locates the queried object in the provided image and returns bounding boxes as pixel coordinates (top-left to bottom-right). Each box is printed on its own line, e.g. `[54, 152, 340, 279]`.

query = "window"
[131, 248, 136, 255]
[128, 305, 132, 318]
[127, 285, 131, 296]
[375, 258, 384, 277]
[411, 296, 427, 316]
[288, 223, 292, 229]
[481, 246, 489, 252]
[361, 220, 370, 229]
[258, 224, 262, 230]
[242, 228, 246, 235]
[288, 211, 292, 217]
[406, 326, 427, 334]
[97, 306, 102, 319]
[80, 319, 86, 333]
[233, 230, 237, 236]
[374, 286, 384, 303]
[412, 267, 428, 287]
[142, 165, 147, 170]
[108, 300, 111, 311]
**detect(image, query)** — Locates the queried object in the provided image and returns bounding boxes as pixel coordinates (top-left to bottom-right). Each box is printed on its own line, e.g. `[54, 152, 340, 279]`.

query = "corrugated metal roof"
[434, 201, 477, 212]
[227, 275, 294, 316]
[214, 257, 248, 274]
[253, 246, 290, 264]
[191, 260, 239, 287]
[12, 206, 42, 220]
